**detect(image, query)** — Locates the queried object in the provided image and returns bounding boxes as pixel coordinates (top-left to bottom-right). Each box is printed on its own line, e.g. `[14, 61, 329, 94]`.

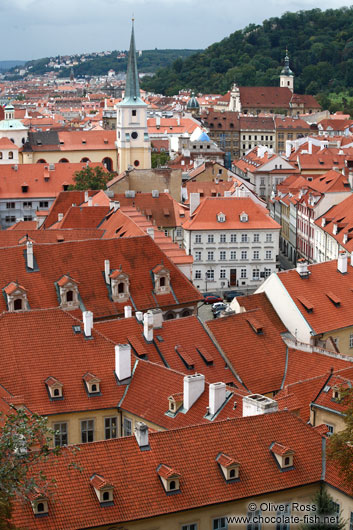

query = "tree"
[69, 166, 113, 191]
[151, 151, 170, 169]
[0, 409, 74, 529]
[300, 487, 345, 530]
[327, 387, 353, 490]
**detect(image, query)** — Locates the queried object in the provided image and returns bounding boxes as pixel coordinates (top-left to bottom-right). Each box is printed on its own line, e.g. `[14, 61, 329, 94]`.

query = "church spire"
[124, 18, 140, 101]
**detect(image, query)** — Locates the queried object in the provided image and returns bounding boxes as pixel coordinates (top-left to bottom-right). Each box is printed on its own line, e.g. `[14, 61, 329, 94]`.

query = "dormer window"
[216, 453, 240, 482]
[45, 376, 63, 400]
[332, 386, 343, 402]
[157, 464, 181, 494]
[30, 491, 49, 516]
[57, 275, 80, 310]
[83, 373, 101, 395]
[152, 264, 171, 295]
[217, 212, 226, 223]
[240, 211, 248, 223]
[90, 474, 114, 505]
[4, 282, 29, 312]
[270, 442, 295, 470]
[168, 393, 183, 414]
[110, 270, 130, 303]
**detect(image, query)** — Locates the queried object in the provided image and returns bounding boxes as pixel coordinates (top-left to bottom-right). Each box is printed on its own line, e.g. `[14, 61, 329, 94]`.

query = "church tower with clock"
[116, 20, 151, 173]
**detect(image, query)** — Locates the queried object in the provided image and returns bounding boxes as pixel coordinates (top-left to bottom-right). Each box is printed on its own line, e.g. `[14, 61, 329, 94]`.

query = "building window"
[39, 201, 49, 209]
[220, 251, 226, 261]
[220, 269, 226, 279]
[182, 525, 198, 530]
[253, 250, 259, 260]
[208, 251, 214, 261]
[23, 202, 32, 209]
[123, 417, 132, 436]
[276, 505, 290, 530]
[247, 510, 262, 530]
[349, 333, 353, 349]
[53, 423, 68, 447]
[5, 216, 16, 223]
[176, 227, 182, 238]
[349, 512, 353, 530]
[81, 419, 94, 443]
[266, 233, 272, 243]
[105, 417, 117, 440]
[213, 518, 228, 529]
[253, 269, 260, 280]
[208, 234, 214, 243]
[230, 251, 236, 260]
[241, 269, 247, 279]
[132, 110, 137, 117]
[241, 234, 248, 243]
[220, 234, 226, 243]
[8, 151, 13, 159]
[264, 268, 271, 277]
[195, 251, 201, 261]
[195, 270, 202, 279]
[265, 250, 272, 259]
[231, 234, 236, 243]
[23, 216, 32, 222]
[241, 250, 247, 260]
[253, 233, 259, 242]
[6, 202, 15, 209]
[206, 270, 214, 281]
[326, 424, 334, 436]
[195, 234, 202, 243]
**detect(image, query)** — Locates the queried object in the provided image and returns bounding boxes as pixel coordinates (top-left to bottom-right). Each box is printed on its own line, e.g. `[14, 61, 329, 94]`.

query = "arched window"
[165, 312, 175, 320]
[169, 480, 176, 490]
[59, 158, 69, 163]
[8, 151, 13, 160]
[209, 123, 214, 128]
[118, 282, 125, 294]
[160, 277, 166, 287]
[14, 299, 22, 311]
[80, 157, 90, 163]
[230, 123, 234, 128]
[229, 468, 236, 478]
[102, 491, 110, 501]
[37, 159, 47, 163]
[284, 456, 290, 466]
[91, 384, 97, 392]
[37, 503, 45, 513]
[218, 123, 222, 128]
[66, 290, 73, 302]
[0, 153, 2, 160]
[53, 388, 60, 397]
[102, 157, 113, 171]
[181, 309, 191, 317]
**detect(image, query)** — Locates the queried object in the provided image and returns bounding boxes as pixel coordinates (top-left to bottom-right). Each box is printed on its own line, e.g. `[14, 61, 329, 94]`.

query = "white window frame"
[53, 422, 68, 447]
[206, 270, 214, 281]
[123, 417, 132, 436]
[220, 251, 226, 261]
[195, 234, 202, 244]
[208, 234, 214, 243]
[105, 416, 118, 440]
[241, 268, 247, 279]
[230, 251, 236, 260]
[208, 251, 214, 261]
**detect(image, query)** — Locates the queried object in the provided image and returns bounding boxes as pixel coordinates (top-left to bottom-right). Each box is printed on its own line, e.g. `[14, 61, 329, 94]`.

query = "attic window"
[45, 376, 63, 400]
[152, 264, 171, 295]
[31, 494, 49, 516]
[90, 474, 114, 506]
[196, 347, 214, 366]
[240, 212, 248, 223]
[83, 373, 101, 395]
[175, 345, 194, 370]
[217, 212, 226, 223]
[57, 275, 80, 310]
[168, 393, 183, 414]
[103, 138, 108, 144]
[157, 464, 181, 494]
[246, 317, 263, 334]
[82, 139, 86, 144]
[297, 296, 314, 313]
[326, 291, 341, 307]
[4, 282, 28, 312]
[271, 442, 295, 470]
[110, 269, 130, 303]
[22, 185, 28, 193]
[216, 453, 240, 482]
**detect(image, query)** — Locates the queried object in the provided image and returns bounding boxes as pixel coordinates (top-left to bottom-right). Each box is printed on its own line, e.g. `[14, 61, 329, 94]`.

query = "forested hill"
[141, 6, 353, 97]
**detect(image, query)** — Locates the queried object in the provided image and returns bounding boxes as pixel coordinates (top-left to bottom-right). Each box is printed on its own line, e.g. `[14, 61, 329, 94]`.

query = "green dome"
[187, 92, 199, 110]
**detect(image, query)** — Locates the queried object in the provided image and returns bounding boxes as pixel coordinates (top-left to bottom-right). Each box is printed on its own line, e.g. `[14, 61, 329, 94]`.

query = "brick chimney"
[115, 344, 131, 381]
[83, 310, 93, 337]
[143, 312, 154, 342]
[134, 422, 149, 450]
[26, 241, 34, 270]
[209, 382, 226, 415]
[183, 373, 205, 411]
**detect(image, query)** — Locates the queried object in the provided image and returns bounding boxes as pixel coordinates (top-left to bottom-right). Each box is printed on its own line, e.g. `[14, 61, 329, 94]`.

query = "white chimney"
[147, 308, 163, 329]
[135, 311, 143, 323]
[152, 189, 159, 198]
[109, 200, 114, 210]
[143, 312, 154, 342]
[115, 343, 131, 381]
[164, 189, 169, 193]
[84, 191, 89, 202]
[114, 201, 120, 211]
[209, 382, 226, 416]
[88, 197, 93, 207]
[104, 260, 110, 284]
[124, 305, 132, 318]
[26, 241, 34, 270]
[308, 139, 312, 155]
[242, 394, 278, 417]
[296, 259, 310, 278]
[134, 422, 149, 449]
[57, 212, 64, 222]
[183, 373, 205, 411]
[83, 310, 93, 337]
[156, 115, 161, 127]
[147, 227, 155, 240]
[190, 192, 201, 216]
[338, 250, 348, 274]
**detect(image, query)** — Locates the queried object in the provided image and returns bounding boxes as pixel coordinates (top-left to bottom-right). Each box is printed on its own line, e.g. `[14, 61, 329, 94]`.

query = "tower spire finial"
[124, 17, 140, 101]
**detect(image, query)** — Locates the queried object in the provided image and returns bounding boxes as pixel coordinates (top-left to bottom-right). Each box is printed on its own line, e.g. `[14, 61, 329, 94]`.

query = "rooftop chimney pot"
[183, 373, 205, 411]
[143, 312, 154, 342]
[124, 305, 132, 318]
[134, 422, 149, 449]
[104, 259, 110, 284]
[115, 344, 131, 381]
[209, 382, 226, 416]
[338, 250, 348, 274]
[83, 310, 93, 337]
[26, 240, 34, 270]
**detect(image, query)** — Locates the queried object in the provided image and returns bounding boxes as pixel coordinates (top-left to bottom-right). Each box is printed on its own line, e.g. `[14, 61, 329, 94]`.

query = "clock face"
[131, 132, 138, 139]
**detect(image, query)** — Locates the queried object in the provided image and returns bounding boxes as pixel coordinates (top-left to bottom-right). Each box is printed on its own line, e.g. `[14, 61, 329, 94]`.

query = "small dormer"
[240, 211, 248, 223]
[4, 282, 29, 312]
[45, 376, 63, 400]
[168, 393, 183, 414]
[110, 269, 130, 303]
[90, 474, 114, 505]
[216, 453, 240, 482]
[217, 212, 226, 223]
[30, 490, 49, 517]
[332, 385, 343, 402]
[57, 275, 80, 310]
[157, 464, 181, 494]
[152, 264, 171, 295]
[270, 442, 295, 470]
[83, 373, 101, 395]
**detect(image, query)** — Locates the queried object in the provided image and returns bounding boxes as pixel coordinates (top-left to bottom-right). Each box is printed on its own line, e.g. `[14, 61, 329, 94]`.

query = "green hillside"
[141, 6, 353, 97]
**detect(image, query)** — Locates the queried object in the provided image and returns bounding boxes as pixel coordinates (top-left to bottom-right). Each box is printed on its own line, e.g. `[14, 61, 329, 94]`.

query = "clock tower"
[116, 20, 151, 173]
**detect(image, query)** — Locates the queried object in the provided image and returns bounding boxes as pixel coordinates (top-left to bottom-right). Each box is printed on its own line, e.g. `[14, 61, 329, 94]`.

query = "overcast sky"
[1, 0, 352, 61]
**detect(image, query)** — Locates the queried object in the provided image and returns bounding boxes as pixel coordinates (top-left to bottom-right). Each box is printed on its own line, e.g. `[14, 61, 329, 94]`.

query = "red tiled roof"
[271, 442, 294, 456]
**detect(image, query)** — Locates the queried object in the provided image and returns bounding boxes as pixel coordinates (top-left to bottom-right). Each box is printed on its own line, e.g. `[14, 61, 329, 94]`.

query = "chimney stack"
[243, 394, 278, 417]
[147, 308, 163, 329]
[209, 382, 226, 416]
[84, 191, 89, 202]
[83, 310, 93, 337]
[114, 201, 120, 212]
[134, 422, 149, 449]
[183, 373, 205, 411]
[88, 197, 93, 207]
[104, 259, 110, 284]
[147, 227, 155, 240]
[115, 344, 131, 381]
[143, 312, 154, 342]
[26, 241, 34, 270]
[296, 259, 310, 278]
[58, 213, 63, 222]
[189, 193, 200, 216]
[338, 250, 348, 274]
[124, 305, 132, 318]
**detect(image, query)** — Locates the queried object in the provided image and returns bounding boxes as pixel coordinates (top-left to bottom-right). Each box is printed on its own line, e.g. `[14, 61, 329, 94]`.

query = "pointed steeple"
[281, 48, 293, 76]
[124, 19, 141, 102]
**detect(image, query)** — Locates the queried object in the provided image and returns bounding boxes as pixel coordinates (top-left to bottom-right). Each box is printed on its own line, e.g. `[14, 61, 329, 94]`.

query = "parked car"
[212, 302, 227, 313]
[203, 295, 223, 304]
[224, 290, 245, 302]
[202, 292, 217, 298]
